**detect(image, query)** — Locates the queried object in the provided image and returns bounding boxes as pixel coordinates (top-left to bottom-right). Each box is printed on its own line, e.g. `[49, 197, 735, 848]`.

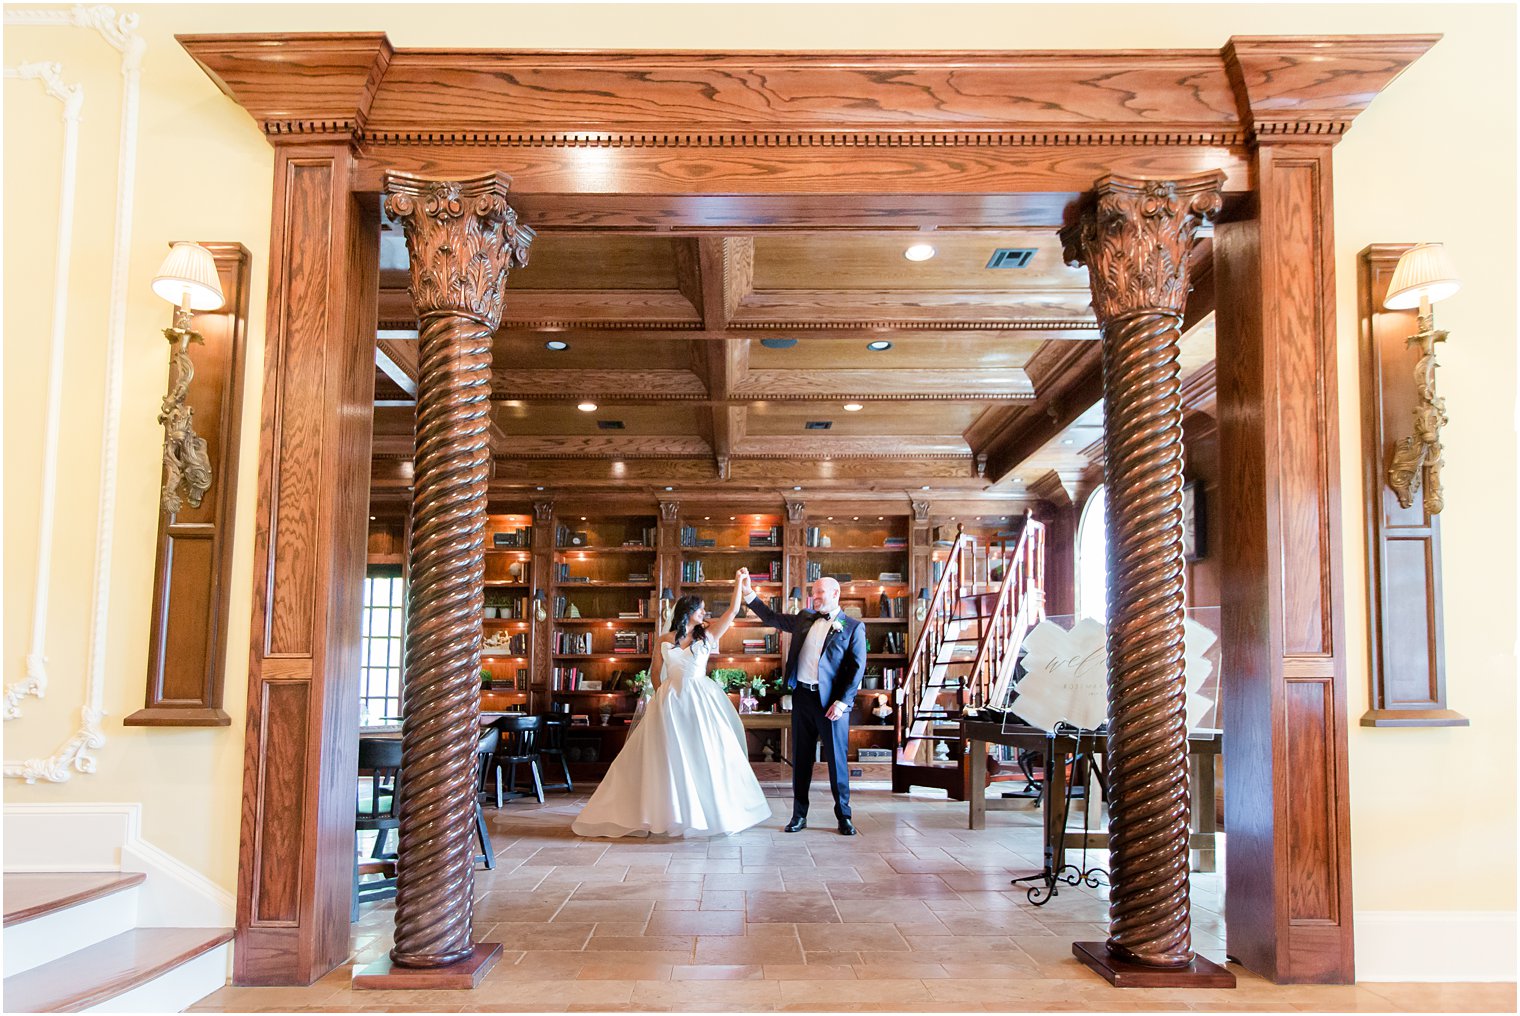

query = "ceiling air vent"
[760, 338, 798, 349]
[986, 248, 1037, 269]
[804, 421, 833, 431]
[597, 420, 625, 430]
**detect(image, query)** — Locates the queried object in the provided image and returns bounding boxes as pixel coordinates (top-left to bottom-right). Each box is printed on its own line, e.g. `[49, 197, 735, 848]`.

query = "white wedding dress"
[572, 635, 772, 838]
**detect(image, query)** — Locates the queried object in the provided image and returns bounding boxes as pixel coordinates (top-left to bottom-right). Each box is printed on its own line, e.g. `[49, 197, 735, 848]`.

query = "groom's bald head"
[812, 577, 841, 613]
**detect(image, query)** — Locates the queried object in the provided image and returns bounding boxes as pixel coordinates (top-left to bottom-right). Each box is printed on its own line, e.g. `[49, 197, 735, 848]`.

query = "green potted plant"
[480, 666, 493, 690]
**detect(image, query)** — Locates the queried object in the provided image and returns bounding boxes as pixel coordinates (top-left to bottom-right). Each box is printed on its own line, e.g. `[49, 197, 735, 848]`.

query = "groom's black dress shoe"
[837, 818, 857, 836]
[783, 816, 807, 833]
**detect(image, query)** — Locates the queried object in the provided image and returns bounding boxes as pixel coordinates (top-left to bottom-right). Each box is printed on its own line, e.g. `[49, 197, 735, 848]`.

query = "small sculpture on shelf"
[761, 741, 776, 763]
[871, 694, 892, 723]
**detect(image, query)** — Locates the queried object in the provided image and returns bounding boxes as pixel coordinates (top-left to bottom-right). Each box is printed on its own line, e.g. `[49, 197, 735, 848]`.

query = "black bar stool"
[489, 715, 545, 803]
[536, 713, 574, 793]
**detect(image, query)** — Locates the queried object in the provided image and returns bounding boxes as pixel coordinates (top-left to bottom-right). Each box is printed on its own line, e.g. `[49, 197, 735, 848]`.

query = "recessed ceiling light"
[545, 340, 569, 351]
[867, 340, 893, 351]
[920, 485, 931, 491]
[793, 485, 803, 491]
[904, 243, 936, 262]
[577, 401, 597, 412]
[369, 515, 377, 521]
[535, 486, 544, 491]
[843, 403, 864, 412]
[664, 486, 674, 491]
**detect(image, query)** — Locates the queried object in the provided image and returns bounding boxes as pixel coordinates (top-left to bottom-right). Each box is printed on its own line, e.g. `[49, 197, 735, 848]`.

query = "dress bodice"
[660, 635, 712, 686]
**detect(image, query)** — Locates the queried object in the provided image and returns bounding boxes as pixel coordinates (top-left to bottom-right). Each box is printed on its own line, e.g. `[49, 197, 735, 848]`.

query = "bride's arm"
[704, 575, 746, 641]
[650, 633, 672, 690]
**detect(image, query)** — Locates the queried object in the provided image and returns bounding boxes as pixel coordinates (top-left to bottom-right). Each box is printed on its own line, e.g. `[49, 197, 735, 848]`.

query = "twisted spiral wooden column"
[381, 172, 533, 973]
[1061, 173, 1228, 985]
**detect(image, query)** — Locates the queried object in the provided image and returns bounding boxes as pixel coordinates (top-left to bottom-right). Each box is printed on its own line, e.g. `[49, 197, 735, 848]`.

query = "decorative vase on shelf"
[780, 694, 793, 712]
[739, 692, 758, 714]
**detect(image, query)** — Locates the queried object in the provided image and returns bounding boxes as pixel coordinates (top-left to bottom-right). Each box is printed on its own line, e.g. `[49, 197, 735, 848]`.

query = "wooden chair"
[473, 728, 499, 869]
[536, 713, 574, 793]
[354, 737, 402, 916]
[489, 715, 545, 804]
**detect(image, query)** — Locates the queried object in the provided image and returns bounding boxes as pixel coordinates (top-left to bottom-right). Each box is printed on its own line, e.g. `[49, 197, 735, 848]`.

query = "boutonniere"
[828, 617, 845, 635]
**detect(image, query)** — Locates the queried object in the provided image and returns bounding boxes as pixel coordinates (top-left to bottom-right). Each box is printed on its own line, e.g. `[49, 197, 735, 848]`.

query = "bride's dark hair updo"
[669, 594, 709, 644]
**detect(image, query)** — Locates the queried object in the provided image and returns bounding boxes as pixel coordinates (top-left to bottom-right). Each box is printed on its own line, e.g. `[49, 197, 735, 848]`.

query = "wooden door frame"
[178, 32, 1436, 986]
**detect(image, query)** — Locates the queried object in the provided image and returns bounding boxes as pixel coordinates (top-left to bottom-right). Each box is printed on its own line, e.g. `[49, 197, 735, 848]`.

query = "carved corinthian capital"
[1060, 173, 1223, 320]
[382, 171, 535, 326]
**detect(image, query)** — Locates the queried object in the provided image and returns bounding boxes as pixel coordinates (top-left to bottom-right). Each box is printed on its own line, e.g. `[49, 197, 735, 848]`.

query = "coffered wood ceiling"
[371, 227, 1215, 502]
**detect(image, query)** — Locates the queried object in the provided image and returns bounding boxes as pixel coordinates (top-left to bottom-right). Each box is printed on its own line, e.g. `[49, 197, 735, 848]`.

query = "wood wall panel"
[1267, 159, 1333, 658]
[1215, 141, 1354, 984]
[253, 681, 310, 925]
[1284, 678, 1337, 924]
[236, 142, 378, 986]
[128, 243, 252, 726]
[267, 161, 333, 658]
[1356, 245, 1463, 726]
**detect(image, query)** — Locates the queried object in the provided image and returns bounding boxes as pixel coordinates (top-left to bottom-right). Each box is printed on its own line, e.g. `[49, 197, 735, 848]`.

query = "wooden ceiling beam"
[482, 367, 1031, 403]
[965, 340, 1104, 484]
[375, 339, 418, 397]
[679, 237, 755, 479]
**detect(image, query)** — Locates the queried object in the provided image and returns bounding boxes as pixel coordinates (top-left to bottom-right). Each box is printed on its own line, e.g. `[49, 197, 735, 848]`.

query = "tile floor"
[190, 786, 1515, 1013]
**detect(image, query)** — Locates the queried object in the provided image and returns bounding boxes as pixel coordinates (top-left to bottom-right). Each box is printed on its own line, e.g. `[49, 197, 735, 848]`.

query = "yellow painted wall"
[4, 4, 1513, 918]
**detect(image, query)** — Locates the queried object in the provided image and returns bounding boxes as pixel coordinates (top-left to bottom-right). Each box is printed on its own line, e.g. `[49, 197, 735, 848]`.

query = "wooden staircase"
[892, 515, 1046, 800]
[2, 871, 231, 1012]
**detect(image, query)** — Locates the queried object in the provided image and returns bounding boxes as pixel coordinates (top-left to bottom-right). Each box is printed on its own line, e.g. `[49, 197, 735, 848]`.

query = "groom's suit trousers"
[791, 684, 851, 820]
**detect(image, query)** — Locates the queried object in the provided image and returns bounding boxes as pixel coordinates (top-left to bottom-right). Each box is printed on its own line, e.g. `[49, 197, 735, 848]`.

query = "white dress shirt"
[748, 591, 835, 689]
[794, 610, 838, 689]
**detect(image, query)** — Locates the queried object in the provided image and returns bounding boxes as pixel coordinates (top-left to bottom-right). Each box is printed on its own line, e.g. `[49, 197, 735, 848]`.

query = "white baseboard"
[3, 803, 235, 927]
[1356, 910, 1517, 982]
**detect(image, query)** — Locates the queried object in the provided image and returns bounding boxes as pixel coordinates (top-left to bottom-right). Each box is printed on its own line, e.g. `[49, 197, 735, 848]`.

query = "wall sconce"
[915, 587, 931, 622]
[532, 588, 548, 622]
[786, 587, 802, 613]
[151, 242, 224, 515]
[1384, 242, 1461, 514]
[658, 587, 675, 630]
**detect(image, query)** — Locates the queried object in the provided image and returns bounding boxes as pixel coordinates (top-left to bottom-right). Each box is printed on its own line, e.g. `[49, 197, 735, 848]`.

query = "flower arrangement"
[626, 669, 652, 696]
[709, 667, 749, 690]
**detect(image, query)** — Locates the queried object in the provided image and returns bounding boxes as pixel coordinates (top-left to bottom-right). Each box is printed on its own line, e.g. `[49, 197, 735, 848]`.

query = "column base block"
[1073, 941, 1237, 988]
[353, 942, 502, 990]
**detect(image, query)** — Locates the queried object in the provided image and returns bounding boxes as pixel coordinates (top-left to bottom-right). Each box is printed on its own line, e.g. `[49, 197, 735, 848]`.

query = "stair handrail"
[896, 524, 974, 751]
[966, 512, 1047, 710]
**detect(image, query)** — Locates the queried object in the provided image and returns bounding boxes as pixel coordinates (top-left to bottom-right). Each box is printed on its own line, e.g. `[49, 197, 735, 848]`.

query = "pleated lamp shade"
[152, 242, 225, 311]
[1384, 243, 1461, 310]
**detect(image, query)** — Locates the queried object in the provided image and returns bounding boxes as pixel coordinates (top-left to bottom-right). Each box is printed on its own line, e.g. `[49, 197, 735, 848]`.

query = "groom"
[739, 570, 867, 835]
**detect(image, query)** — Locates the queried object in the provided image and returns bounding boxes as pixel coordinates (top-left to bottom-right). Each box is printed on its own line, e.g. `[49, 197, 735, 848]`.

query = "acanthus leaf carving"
[1060, 173, 1223, 321]
[382, 171, 534, 328]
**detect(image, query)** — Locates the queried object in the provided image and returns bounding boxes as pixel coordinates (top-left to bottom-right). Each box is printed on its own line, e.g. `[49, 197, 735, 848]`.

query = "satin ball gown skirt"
[572, 640, 773, 838]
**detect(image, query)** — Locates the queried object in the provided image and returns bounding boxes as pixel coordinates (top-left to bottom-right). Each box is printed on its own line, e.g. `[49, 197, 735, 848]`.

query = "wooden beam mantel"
[179, 34, 1435, 202]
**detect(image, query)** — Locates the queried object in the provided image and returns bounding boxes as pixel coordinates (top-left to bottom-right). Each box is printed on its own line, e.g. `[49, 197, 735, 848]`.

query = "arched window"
[1076, 485, 1107, 622]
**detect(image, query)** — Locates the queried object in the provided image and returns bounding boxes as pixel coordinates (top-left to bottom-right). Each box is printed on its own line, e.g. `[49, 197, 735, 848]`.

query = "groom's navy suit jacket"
[744, 597, 868, 708]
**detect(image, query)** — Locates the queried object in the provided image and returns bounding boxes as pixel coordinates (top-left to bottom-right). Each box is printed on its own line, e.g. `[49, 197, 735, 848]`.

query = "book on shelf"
[764, 560, 783, 581]
[551, 666, 586, 691]
[877, 571, 904, 583]
[626, 571, 651, 582]
[555, 525, 591, 547]
[621, 526, 657, 548]
[882, 535, 907, 548]
[679, 526, 717, 548]
[877, 631, 906, 654]
[491, 527, 532, 548]
[806, 561, 821, 581]
[484, 592, 527, 618]
[612, 630, 650, 654]
[747, 526, 781, 547]
[878, 592, 908, 618]
[483, 631, 530, 655]
[680, 560, 706, 583]
[553, 631, 593, 655]
[739, 633, 779, 654]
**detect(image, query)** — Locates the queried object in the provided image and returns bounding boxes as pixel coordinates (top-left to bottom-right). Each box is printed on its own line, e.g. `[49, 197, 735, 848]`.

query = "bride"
[571, 572, 772, 838]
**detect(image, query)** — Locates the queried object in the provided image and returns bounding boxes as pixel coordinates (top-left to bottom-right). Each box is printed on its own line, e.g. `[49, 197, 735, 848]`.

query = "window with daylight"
[359, 567, 406, 727]
[1076, 486, 1108, 624]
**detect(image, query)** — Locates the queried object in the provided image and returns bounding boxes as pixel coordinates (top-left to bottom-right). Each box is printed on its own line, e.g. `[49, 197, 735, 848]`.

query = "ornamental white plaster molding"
[3, 63, 83, 722]
[3, 5, 144, 782]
